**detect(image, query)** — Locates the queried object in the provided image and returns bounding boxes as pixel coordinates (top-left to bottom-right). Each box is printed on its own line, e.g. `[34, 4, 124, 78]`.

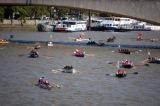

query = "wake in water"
[85, 53, 95, 57]
[51, 68, 79, 74]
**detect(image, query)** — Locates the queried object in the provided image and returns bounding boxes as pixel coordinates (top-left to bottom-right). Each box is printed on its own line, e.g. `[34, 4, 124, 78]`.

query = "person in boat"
[38, 77, 51, 88]
[121, 59, 133, 68]
[78, 33, 85, 39]
[137, 32, 143, 41]
[34, 44, 41, 50]
[73, 49, 85, 57]
[74, 49, 84, 55]
[106, 36, 116, 42]
[43, 80, 50, 87]
[38, 77, 44, 85]
[116, 70, 127, 77]
[30, 49, 39, 58]
[64, 65, 73, 70]
[148, 55, 151, 60]
[9, 35, 14, 40]
[75, 49, 80, 52]
[76, 49, 84, 53]
[148, 56, 156, 61]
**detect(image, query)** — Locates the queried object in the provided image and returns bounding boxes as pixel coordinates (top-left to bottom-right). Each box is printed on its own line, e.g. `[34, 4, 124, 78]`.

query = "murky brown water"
[0, 30, 160, 106]
[0, 43, 160, 106]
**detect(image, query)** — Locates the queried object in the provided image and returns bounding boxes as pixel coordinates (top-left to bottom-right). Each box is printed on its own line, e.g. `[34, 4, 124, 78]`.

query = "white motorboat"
[75, 38, 90, 42]
[54, 20, 87, 32]
[47, 42, 53, 47]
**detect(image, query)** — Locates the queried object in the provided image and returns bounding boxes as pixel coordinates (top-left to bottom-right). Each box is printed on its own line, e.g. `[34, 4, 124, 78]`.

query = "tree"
[56, 7, 70, 18]
[4, 6, 14, 19]
[0, 6, 5, 22]
[34, 6, 50, 19]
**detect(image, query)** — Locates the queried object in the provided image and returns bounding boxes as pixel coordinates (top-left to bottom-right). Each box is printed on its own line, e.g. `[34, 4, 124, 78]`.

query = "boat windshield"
[63, 22, 76, 25]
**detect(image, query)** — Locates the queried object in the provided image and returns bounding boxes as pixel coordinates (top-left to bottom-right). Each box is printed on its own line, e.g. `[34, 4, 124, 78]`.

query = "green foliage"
[0, 7, 4, 18]
[56, 7, 70, 18]
[35, 6, 50, 17]
[0, 6, 84, 20]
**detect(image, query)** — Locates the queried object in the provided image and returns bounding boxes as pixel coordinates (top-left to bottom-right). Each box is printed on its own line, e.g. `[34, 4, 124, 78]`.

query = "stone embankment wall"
[0, 20, 45, 26]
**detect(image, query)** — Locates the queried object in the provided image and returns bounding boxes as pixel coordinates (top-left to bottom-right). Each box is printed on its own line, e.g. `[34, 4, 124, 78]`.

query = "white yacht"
[54, 20, 87, 32]
[47, 42, 53, 47]
[96, 17, 136, 31]
[131, 22, 151, 31]
[96, 17, 154, 31]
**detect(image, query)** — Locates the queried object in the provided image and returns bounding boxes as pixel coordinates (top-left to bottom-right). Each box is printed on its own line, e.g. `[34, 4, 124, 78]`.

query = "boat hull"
[116, 73, 127, 78]
[121, 64, 133, 68]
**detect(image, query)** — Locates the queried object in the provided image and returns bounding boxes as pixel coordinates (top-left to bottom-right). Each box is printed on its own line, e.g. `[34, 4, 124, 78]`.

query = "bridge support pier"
[88, 10, 91, 31]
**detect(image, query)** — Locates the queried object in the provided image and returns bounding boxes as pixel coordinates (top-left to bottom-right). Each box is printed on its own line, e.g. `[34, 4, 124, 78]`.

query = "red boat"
[116, 70, 127, 78]
[120, 59, 133, 68]
[73, 49, 85, 57]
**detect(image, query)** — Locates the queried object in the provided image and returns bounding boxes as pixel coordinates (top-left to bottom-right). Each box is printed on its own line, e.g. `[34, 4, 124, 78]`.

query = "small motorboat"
[34, 44, 41, 50]
[150, 38, 159, 42]
[73, 49, 85, 57]
[0, 39, 9, 44]
[62, 65, 76, 73]
[120, 59, 133, 68]
[75, 38, 90, 42]
[47, 42, 53, 47]
[116, 70, 127, 78]
[118, 48, 131, 54]
[147, 57, 160, 64]
[29, 50, 39, 58]
[36, 79, 53, 90]
[36, 83, 53, 90]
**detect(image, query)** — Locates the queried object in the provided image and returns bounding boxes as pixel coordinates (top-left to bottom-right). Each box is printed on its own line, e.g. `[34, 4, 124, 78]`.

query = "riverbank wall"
[9, 40, 160, 49]
[0, 19, 53, 26]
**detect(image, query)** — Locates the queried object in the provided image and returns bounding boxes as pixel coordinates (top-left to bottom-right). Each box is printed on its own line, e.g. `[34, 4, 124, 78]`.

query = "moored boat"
[54, 20, 87, 32]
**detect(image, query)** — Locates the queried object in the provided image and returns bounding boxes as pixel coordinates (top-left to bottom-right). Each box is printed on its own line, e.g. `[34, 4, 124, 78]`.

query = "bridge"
[0, 0, 160, 25]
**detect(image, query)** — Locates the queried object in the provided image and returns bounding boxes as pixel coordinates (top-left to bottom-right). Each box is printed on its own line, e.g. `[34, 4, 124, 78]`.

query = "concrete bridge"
[0, 0, 160, 25]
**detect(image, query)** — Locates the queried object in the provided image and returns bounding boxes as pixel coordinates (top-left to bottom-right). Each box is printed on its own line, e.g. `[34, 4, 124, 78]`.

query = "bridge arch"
[0, 0, 160, 25]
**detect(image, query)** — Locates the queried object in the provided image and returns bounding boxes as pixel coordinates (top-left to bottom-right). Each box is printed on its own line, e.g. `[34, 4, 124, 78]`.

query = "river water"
[0, 29, 160, 106]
